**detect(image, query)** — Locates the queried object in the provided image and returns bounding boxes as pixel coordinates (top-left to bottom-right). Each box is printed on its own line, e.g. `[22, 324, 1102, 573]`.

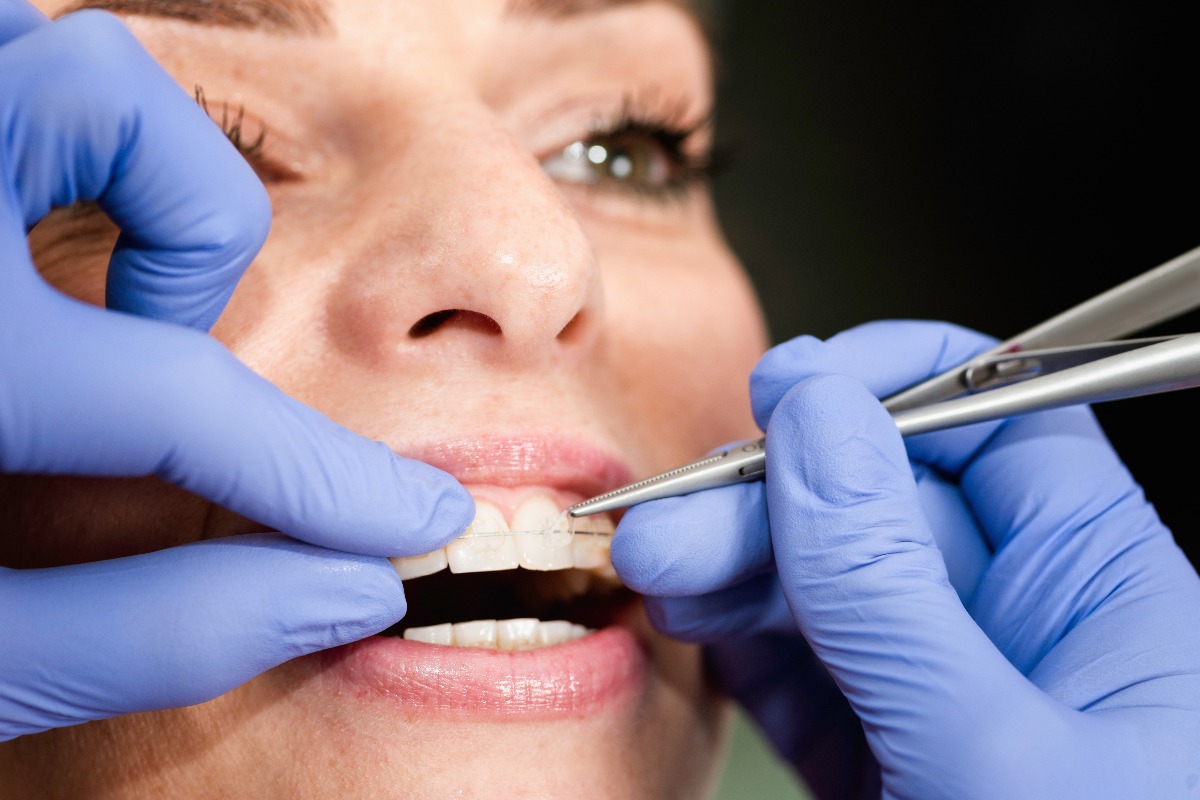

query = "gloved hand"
[0, 3, 472, 741]
[613, 320, 1200, 800]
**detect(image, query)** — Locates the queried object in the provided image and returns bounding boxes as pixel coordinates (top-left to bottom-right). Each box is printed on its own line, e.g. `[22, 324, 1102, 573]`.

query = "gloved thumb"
[0, 535, 405, 741]
[766, 375, 1137, 799]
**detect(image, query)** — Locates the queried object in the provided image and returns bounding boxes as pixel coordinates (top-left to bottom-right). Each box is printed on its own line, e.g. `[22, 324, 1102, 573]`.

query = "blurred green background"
[703, 1, 1195, 797]
[713, 708, 812, 799]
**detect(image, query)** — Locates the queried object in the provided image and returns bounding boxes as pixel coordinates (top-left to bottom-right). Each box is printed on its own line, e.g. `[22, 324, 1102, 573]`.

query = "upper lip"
[404, 434, 636, 500]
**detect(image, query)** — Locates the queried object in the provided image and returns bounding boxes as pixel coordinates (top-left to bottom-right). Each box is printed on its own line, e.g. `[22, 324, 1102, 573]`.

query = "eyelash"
[194, 85, 267, 163]
[193, 85, 735, 201]
[573, 97, 732, 202]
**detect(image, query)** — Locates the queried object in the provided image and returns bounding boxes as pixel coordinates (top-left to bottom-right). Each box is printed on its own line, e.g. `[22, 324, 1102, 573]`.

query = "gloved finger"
[911, 462, 990, 606]
[611, 480, 770, 598]
[960, 406, 1153, 556]
[766, 375, 1139, 796]
[637, 472, 993, 643]
[1, 9, 270, 331]
[958, 407, 1177, 670]
[750, 320, 1013, 477]
[642, 573, 797, 642]
[0, 534, 405, 741]
[750, 320, 997, 429]
[613, 323, 993, 614]
[0, 0, 47, 43]
[0, 277, 473, 557]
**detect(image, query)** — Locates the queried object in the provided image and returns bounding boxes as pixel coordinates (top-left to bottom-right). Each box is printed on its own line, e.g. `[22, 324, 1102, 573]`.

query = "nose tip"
[325, 112, 604, 368]
[401, 235, 600, 354]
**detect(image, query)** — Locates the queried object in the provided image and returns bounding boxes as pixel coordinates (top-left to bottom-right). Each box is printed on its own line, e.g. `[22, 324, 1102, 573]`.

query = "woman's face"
[4, 0, 769, 796]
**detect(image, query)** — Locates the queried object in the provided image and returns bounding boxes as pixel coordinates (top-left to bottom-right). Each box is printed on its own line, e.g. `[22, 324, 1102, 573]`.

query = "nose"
[326, 105, 603, 369]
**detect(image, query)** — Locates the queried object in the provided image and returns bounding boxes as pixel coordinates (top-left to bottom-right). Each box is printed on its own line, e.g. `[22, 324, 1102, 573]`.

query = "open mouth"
[317, 480, 652, 717]
[382, 493, 636, 650]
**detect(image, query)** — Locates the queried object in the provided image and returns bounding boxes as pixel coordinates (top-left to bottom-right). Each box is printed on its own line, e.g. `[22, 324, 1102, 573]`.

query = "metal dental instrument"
[884, 244, 1200, 411]
[567, 244, 1200, 519]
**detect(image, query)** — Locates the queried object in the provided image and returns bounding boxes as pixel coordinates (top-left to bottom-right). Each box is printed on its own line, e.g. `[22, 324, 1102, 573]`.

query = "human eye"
[541, 97, 728, 203]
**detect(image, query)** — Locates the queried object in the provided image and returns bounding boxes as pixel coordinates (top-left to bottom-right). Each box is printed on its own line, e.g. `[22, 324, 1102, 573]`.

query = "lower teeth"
[401, 618, 593, 650]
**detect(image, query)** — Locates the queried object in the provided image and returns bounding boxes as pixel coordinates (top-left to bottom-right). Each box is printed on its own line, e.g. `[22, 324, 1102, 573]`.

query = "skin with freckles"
[1, 0, 769, 797]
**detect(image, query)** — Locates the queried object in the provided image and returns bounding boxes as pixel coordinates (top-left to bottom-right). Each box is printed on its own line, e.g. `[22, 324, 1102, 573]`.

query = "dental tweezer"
[567, 244, 1200, 519]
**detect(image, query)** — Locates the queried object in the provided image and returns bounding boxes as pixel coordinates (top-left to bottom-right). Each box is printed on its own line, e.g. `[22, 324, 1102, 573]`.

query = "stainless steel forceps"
[567, 244, 1200, 519]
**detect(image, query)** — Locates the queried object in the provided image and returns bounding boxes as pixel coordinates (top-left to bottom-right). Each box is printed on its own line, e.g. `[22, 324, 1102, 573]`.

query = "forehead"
[49, 0, 717, 109]
[53, 0, 710, 37]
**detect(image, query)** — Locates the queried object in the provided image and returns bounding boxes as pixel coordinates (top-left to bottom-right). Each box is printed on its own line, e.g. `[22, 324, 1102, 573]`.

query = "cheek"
[0, 476, 210, 568]
[603, 237, 768, 459]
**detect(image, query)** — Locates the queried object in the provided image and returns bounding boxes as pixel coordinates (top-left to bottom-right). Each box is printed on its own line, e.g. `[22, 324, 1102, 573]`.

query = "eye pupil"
[591, 137, 648, 182]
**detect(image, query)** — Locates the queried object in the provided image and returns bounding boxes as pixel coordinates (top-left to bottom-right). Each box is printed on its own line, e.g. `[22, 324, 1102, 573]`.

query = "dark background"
[709, 0, 1199, 563]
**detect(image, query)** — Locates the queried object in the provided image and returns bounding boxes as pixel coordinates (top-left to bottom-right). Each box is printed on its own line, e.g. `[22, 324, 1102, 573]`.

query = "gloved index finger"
[751, 320, 999, 428]
[0, 252, 474, 557]
[750, 320, 1009, 477]
[753, 321, 1156, 565]
[2, 9, 269, 331]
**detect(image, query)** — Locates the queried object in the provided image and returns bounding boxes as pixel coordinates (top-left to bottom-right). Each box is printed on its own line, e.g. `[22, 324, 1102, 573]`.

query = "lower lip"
[315, 620, 648, 719]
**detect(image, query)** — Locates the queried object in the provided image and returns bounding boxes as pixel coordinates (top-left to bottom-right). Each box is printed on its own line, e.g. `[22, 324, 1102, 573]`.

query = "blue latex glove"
[0, 4, 473, 741]
[613, 320, 1200, 800]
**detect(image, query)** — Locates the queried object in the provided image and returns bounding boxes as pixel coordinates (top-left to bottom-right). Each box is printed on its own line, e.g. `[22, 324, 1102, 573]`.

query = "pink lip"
[408, 434, 636, 499]
[320, 618, 647, 718]
[308, 435, 646, 718]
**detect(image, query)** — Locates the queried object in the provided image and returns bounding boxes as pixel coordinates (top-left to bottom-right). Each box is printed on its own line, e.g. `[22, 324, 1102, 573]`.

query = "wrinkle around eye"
[192, 89, 318, 185]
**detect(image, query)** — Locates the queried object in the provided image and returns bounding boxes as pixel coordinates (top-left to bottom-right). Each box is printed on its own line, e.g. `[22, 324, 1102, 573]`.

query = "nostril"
[555, 309, 589, 343]
[408, 310, 457, 338]
[408, 309, 503, 339]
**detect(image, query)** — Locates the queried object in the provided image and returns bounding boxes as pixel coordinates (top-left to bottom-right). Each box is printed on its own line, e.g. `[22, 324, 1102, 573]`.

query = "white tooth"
[512, 495, 574, 571]
[571, 537, 610, 569]
[404, 619, 594, 649]
[511, 494, 564, 536]
[468, 499, 511, 541]
[448, 500, 519, 573]
[571, 515, 614, 569]
[403, 623, 454, 645]
[577, 514, 615, 536]
[453, 619, 499, 648]
[390, 549, 449, 580]
[537, 620, 573, 647]
[518, 538, 575, 571]
[497, 618, 540, 651]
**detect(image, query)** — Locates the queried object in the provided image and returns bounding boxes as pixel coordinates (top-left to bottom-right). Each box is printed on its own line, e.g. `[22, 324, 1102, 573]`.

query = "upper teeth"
[390, 495, 615, 580]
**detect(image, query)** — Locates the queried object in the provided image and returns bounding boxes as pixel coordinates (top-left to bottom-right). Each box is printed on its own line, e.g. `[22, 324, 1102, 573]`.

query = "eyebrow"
[506, 0, 692, 20]
[60, 0, 702, 36]
[58, 0, 332, 34]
